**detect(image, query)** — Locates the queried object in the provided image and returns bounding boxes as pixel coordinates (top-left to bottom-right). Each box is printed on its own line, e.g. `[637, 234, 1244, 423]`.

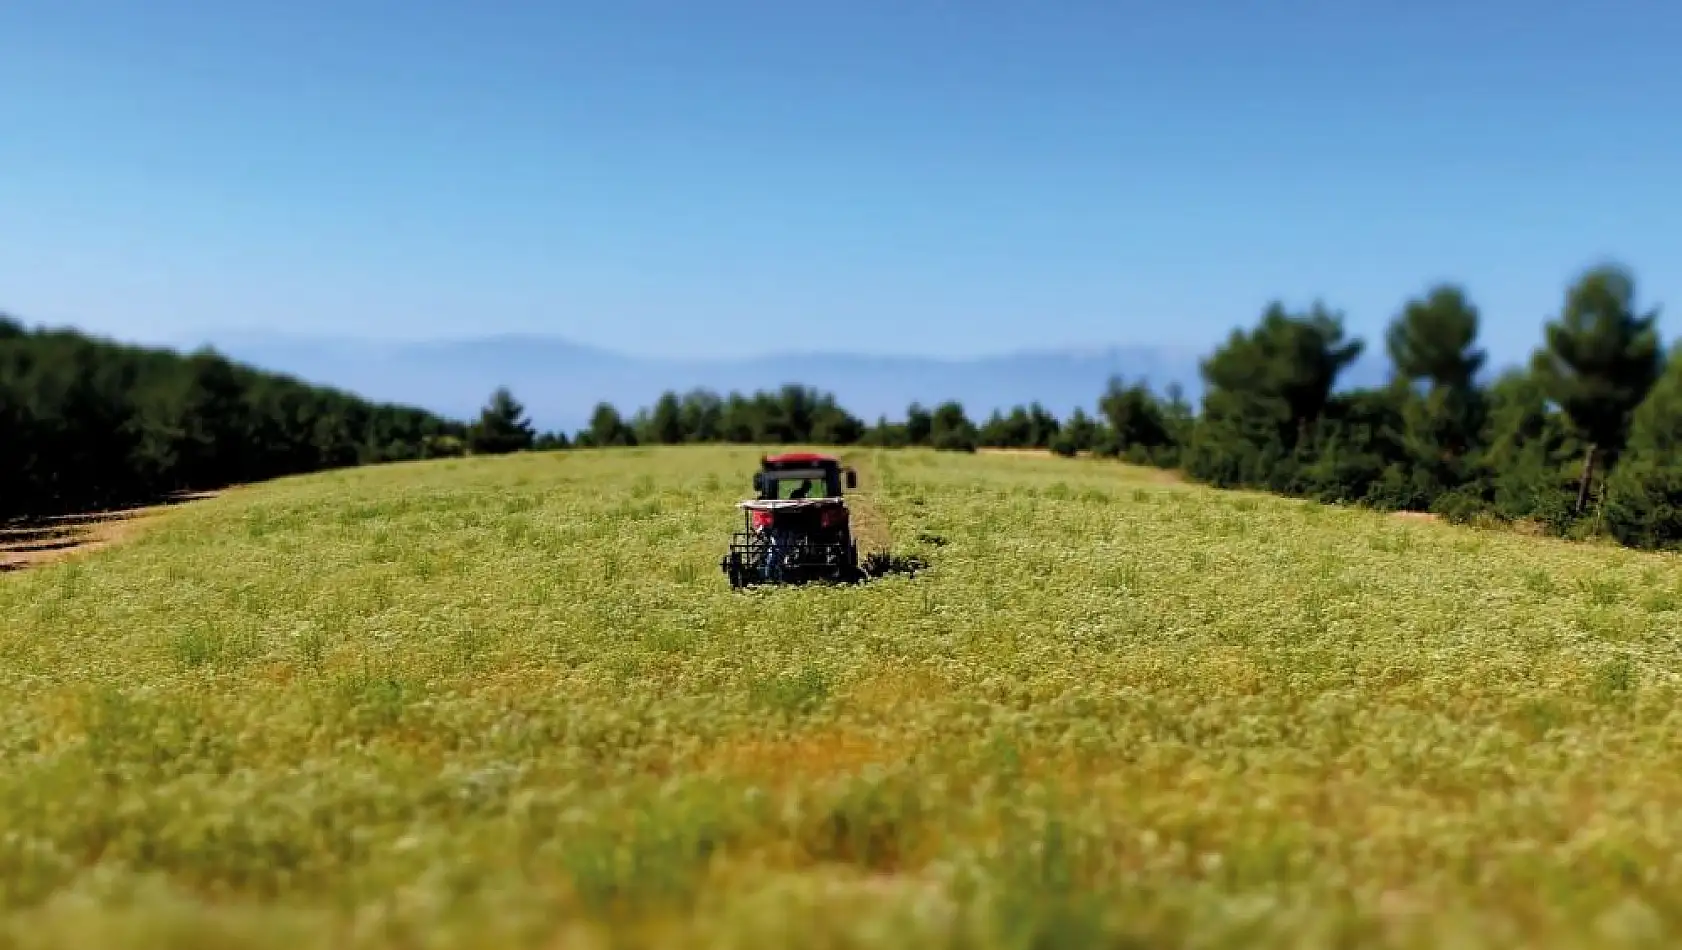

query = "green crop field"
[3, 446, 1682, 949]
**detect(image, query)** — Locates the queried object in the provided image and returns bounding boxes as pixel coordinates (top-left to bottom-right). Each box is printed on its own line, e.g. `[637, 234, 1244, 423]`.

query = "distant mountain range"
[184, 331, 1399, 434]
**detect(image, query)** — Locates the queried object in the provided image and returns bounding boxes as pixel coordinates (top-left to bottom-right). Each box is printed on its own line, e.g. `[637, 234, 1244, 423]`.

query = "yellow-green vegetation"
[4, 446, 1682, 949]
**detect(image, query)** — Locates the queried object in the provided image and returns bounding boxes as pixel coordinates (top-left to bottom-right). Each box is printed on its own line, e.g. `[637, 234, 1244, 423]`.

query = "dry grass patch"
[703, 728, 896, 786]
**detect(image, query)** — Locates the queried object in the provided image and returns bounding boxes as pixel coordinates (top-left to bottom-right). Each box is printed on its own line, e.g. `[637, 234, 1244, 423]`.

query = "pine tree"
[1386, 284, 1486, 389]
[1185, 300, 1363, 487]
[1385, 283, 1489, 496]
[644, 391, 686, 444]
[904, 403, 933, 447]
[1097, 376, 1172, 454]
[586, 402, 635, 447]
[678, 389, 724, 442]
[467, 387, 535, 455]
[1530, 263, 1664, 513]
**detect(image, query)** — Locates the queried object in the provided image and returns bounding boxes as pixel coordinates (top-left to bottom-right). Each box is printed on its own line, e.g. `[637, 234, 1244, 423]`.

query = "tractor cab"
[752, 452, 858, 501]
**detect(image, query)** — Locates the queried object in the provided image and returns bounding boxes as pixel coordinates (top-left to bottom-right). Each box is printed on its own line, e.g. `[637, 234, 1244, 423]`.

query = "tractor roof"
[762, 452, 839, 466]
[738, 497, 844, 510]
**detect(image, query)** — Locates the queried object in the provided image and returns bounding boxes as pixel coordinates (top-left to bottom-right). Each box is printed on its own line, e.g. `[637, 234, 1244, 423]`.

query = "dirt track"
[0, 492, 217, 574]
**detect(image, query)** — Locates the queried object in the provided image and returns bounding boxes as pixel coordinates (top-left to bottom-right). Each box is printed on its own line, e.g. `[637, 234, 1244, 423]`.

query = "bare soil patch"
[0, 491, 219, 573]
[1128, 465, 1185, 485]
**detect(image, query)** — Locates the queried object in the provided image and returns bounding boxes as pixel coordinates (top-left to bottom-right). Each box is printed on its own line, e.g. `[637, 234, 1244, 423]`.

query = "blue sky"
[2, 0, 1677, 363]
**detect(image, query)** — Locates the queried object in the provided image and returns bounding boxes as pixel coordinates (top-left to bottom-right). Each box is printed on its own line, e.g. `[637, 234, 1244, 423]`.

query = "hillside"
[2, 447, 1680, 948]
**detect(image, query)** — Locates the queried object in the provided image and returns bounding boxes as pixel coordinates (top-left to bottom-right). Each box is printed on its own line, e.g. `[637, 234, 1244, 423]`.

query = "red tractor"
[721, 452, 861, 588]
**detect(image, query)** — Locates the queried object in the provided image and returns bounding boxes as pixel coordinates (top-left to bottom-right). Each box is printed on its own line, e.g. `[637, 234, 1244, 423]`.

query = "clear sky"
[2, 1, 1677, 362]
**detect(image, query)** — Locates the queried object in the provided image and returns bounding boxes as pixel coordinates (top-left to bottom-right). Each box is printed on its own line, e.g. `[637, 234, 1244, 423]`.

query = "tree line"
[524, 262, 1682, 552]
[0, 317, 503, 520]
[9, 260, 1682, 552]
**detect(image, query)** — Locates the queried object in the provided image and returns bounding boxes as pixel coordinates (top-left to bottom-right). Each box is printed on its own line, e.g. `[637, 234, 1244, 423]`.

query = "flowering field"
[2, 446, 1681, 948]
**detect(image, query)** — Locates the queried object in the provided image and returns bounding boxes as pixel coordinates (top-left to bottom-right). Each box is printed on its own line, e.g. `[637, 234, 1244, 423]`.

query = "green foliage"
[640, 391, 687, 445]
[582, 402, 636, 447]
[1387, 282, 1486, 389]
[1381, 284, 1492, 504]
[905, 402, 933, 446]
[427, 433, 468, 457]
[532, 430, 571, 451]
[598, 385, 866, 449]
[1397, 384, 1488, 497]
[1183, 300, 1366, 493]
[1531, 264, 1665, 511]
[1604, 472, 1674, 546]
[1603, 351, 1682, 548]
[1049, 407, 1100, 457]
[1532, 264, 1664, 455]
[1097, 375, 1172, 459]
[1156, 266, 1682, 553]
[977, 402, 1061, 451]
[1476, 370, 1580, 525]
[466, 387, 535, 455]
[0, 324, 460, 520]
[928, 401, 978, 453]
[1430, 487, 1496, 525]
[1199, 300, 1364, 444]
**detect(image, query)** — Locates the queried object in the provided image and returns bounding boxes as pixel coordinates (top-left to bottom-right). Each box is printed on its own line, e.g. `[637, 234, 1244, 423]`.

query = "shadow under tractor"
[721, 452, 862, 589]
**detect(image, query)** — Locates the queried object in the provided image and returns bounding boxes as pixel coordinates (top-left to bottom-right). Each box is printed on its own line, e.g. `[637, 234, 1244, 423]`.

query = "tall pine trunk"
[1575, 443, 1599, 514]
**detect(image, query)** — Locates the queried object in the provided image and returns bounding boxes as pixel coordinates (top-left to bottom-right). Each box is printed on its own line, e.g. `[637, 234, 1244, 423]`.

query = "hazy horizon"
[164, 328, 1398, 434]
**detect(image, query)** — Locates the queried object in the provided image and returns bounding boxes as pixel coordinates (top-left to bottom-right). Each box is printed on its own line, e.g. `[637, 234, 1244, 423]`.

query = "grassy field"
[3, 446, 1682, 948]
